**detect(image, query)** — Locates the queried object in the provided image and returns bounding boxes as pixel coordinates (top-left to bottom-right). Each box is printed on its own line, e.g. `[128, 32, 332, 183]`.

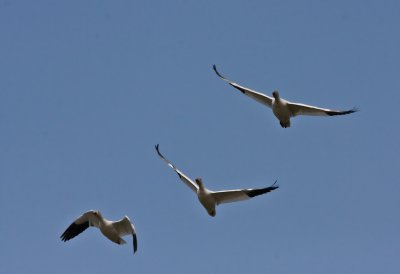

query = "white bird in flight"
[156, 144, 278, 217]
[213, 65, 358, 128]
[60, 210, 138, 254]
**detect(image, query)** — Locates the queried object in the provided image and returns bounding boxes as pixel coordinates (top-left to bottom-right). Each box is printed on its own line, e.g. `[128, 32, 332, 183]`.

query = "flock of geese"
[60, 65, 358, 254]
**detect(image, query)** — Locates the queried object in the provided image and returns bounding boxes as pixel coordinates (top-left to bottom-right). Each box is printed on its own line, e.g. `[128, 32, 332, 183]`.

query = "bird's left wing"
[287, 102, 358, 117]
[213, 65, 273, 107]
[113, 216, 138, 253]
[155, 144, 199, 193]
[212, 181, 279, 205]
[60, 210, 99, 242]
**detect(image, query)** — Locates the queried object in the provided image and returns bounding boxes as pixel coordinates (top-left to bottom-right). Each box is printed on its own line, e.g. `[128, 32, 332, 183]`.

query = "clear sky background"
[1, 1, 399, 273]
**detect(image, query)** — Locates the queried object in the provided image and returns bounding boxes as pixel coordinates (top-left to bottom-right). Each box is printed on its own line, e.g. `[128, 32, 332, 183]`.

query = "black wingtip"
[155, 144, 166, 160]
[132, 232, 138, 254]
[213, 64, 225, 79]
[326, 107, 359, 116]
[345, 107, 359, 114]
[60, 230, 69, 242]
[246, 185, 278, 197]
[270, 180, 279, 190]
[60, 221, 90, 242]
[155, 144, 161, 155]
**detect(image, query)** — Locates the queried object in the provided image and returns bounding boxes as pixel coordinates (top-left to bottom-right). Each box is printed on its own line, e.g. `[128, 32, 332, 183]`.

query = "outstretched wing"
[213, 65, 273, 107]
[288, 102, 358, 117]
[155, 144, 198, 193]
[212, 181, 279, 205]
[113, 216, 138, 254]
[60, 210, 100, 242]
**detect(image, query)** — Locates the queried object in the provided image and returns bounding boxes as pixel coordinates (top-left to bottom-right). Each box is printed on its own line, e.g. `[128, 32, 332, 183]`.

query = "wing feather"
[155, 144, 198, 193]
[288, 102, 358, 117]
[213, 65, 273, 107]
[113, 216, 138, 253]
[212, 181, 279, 205]
[60, 210, 99, 242]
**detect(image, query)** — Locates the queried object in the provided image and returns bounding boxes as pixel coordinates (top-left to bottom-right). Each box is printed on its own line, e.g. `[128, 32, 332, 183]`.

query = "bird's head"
[195, 178, 204, 188]
[272, 91, 280, 99]
[208, 209, 216, 217]
[93, 210, 102, 218]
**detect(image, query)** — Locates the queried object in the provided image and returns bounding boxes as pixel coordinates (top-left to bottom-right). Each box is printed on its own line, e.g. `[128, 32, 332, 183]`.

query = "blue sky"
[1, 1, 399, 273]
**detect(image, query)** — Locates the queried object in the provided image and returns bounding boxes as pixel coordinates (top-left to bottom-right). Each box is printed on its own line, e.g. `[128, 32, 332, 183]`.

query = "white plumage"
[156, 144, 278, 217]
[60, 210, 138, 254]
[213, 65, 358, 128]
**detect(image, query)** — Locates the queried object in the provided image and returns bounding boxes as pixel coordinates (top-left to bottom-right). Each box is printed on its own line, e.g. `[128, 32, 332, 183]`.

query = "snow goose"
[213, 65, 358, 128]
[61, 210, 138, 254]
[156, 144, 278, 217]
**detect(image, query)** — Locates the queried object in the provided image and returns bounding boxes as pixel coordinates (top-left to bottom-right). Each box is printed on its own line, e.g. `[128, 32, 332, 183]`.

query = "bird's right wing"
[213, 65, 273, 107]
[287, 102, 358, 117]
[212, 181, 279, 205]
[60, 210, 99, 242]
[113, 216, 138, 253]
[155, 144, 199, 193]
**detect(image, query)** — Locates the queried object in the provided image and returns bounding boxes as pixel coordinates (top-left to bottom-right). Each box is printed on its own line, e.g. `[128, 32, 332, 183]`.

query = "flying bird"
[155, 144, 278, 217]
[61, 210, 138, 254]
[213, 65, 358, 128]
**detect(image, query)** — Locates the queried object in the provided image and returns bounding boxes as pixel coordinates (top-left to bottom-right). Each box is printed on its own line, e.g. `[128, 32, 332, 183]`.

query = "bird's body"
[155, 144, 278, 217]
[271, 96, 292, 128]
[213, 65, 358, 128]
[196, 181, 217, 216]
[98, 217, 127, 245]
[61, 210, 137, 253]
